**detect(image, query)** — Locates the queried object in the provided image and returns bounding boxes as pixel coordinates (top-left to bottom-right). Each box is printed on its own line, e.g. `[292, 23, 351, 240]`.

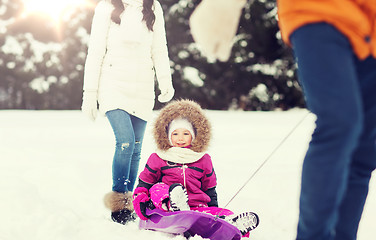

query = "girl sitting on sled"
[132, 99, 259, 236]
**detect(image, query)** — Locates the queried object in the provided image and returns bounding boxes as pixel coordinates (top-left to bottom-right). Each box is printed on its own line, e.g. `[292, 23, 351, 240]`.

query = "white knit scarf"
[156, 147, 206, 164]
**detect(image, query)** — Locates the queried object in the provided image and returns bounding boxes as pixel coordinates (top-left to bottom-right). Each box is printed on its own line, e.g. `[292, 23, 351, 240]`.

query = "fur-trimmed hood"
[153, 99, 211, 153]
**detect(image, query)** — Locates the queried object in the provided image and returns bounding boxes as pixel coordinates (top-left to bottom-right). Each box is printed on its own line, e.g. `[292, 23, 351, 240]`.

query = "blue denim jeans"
[106, 109, 147, 193]
[291, 23, 376, 240]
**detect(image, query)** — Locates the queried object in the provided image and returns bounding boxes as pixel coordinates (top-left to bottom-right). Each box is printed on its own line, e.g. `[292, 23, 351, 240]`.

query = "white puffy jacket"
[83, 0, 172, 121]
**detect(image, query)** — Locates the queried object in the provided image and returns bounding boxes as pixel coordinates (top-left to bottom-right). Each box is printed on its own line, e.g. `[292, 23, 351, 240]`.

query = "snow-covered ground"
[1, 109, 375, 240]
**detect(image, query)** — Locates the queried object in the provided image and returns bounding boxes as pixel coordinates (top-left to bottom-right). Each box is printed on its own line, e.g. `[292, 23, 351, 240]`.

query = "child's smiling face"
[170, 128, 193, 148]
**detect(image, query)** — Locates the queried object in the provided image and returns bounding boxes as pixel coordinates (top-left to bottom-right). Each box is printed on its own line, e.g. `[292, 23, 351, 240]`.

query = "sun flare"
[21, 0, 91, 22]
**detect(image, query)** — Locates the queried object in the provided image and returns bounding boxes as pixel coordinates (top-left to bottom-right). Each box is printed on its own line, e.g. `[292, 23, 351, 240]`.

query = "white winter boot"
[229, 212, 259, 235]
[168, 183, 190, 211]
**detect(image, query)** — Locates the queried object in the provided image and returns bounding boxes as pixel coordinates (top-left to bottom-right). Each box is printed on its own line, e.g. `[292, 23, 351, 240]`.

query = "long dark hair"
[111, 0, 156, 31]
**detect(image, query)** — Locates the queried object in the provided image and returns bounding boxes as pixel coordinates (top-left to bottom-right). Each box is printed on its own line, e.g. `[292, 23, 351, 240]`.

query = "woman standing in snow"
[81, 0, 174, 224]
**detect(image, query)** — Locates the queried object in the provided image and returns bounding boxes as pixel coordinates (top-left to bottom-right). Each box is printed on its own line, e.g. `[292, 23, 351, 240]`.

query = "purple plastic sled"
[139, 208, 243, 240]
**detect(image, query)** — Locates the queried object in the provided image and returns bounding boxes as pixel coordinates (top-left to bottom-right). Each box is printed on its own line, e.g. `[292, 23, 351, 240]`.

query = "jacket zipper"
[182, 164, 188, 188]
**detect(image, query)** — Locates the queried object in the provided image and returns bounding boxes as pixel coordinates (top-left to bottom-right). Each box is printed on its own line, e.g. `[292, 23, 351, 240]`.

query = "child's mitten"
[132, 187, 150, 220]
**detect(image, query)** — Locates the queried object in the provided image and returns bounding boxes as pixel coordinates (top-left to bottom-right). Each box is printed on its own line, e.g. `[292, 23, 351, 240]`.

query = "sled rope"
[215, 111, 311, 219]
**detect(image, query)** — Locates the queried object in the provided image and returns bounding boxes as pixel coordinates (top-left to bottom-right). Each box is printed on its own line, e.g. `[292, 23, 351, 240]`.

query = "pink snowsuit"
[138, 153, 217, 208]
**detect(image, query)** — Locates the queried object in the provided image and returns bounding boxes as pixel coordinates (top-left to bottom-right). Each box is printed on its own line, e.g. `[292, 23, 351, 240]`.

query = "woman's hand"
[81, 91, 98, 121]
[158, 85, 175, 103]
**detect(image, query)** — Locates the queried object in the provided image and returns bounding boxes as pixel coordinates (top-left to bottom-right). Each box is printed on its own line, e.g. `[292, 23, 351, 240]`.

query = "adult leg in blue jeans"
[334, 56, 376, 240]
[106, 109, 147, 193]
[291, 23, 376, 240]
[105, 109, 147, 224]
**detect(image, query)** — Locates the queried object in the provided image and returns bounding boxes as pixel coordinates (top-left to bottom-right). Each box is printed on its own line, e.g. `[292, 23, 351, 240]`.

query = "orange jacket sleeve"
[277, 0, 376, 59]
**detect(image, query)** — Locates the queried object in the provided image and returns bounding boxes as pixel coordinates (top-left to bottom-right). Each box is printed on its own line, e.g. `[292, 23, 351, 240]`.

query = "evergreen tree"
[0, 0, 94, 109]
[0, 0, 304, 111]
[161, 0, 304, 110]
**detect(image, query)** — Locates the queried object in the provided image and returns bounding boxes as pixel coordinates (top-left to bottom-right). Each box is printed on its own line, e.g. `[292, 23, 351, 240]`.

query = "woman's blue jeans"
[291, 23, 376, 240]
[106, 109, 147, 193]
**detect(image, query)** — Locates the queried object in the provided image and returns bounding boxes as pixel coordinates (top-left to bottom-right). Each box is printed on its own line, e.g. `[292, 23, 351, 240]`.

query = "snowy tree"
[0, 0, 304, 110]
[0, 0, 94, 109]
[159, 0, 304, 110]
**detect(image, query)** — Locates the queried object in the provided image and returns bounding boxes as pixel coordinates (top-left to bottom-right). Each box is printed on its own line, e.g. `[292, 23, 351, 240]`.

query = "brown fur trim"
[103, 191, 134, 212]
[153, 99, 211, 152]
